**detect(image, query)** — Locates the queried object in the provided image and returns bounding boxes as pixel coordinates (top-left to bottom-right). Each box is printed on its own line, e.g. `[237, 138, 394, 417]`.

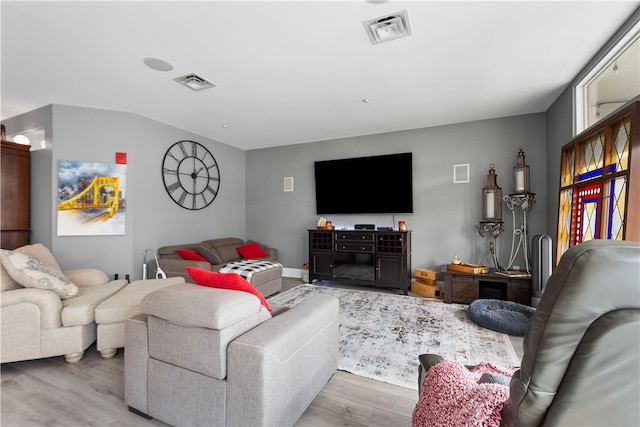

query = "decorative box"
[415, 268, 439, 281]
[447, 263, 489, 274]
[411, 280, 442, 299]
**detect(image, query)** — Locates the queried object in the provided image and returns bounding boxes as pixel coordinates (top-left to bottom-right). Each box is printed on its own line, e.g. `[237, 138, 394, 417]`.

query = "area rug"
[268, 284, 520, 390]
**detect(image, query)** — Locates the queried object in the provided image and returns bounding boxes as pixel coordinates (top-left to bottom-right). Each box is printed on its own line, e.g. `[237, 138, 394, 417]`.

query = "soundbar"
[354, 224, 376, 230]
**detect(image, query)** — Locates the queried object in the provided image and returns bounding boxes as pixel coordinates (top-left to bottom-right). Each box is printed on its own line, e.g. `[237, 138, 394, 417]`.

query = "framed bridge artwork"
[57, 161, 126, 236]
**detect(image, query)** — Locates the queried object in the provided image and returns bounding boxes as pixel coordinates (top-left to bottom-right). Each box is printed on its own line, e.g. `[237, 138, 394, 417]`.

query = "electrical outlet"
[513, 265, 520, 270]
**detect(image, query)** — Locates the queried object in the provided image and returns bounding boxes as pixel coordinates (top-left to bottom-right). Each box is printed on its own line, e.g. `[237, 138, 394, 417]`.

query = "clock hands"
[192, 166, 203, 197]
[175, 166, 204, 179]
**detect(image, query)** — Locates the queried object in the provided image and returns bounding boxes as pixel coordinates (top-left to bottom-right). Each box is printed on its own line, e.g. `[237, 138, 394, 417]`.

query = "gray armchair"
[416, 240, 640, 426]
[125, 283, 339, 426]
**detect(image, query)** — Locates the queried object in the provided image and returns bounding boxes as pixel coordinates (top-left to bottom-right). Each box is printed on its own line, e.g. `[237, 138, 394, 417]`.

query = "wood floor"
[1, 278, 523, 427]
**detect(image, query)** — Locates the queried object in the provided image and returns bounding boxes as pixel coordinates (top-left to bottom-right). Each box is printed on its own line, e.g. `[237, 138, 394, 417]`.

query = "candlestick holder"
[503, 193, 536, 272]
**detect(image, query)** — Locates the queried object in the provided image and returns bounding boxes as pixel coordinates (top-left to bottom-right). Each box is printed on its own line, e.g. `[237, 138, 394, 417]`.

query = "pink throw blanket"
[412, 361, 517, 427]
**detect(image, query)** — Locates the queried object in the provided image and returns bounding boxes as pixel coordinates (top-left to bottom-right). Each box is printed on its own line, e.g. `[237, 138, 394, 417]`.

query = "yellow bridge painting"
[58, 176, 120, 223]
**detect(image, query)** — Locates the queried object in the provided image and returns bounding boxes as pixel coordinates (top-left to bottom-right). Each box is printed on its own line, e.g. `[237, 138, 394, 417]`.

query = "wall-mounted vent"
[363, 9, 412, 45]
[174, 73, 216, 91]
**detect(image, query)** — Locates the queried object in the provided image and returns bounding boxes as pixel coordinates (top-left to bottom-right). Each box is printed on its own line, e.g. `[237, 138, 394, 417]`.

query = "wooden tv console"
[308, 229, 412, 294]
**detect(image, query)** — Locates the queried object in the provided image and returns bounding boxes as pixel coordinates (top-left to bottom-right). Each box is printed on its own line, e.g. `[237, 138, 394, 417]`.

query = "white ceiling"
[2, 1, 638, 150]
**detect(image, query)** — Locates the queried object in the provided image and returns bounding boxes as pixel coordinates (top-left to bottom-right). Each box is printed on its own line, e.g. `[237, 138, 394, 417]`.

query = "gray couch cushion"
[141, 283, 271, 379]
[95, 277, 184, 325]
[195, 246, 223, 264]
[141, 283, 269, 329]
[216, 245, 244, 263]
[157, 242, 207, 259]
[205, 237, 244, 248]
[61, 280, 128, 326]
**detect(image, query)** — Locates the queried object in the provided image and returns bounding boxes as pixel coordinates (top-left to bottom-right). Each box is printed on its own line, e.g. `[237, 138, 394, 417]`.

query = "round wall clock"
[162, 140, 220, 210]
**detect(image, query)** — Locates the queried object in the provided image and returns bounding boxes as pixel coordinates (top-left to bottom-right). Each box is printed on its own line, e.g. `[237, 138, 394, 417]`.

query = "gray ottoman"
[95, 277, 185, 358]
[218, 260, 283, 297]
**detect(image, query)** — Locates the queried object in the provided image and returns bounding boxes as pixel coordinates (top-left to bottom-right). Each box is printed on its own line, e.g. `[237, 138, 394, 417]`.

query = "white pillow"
[15, 243, 63, 272]
[1, 250, 80, 299]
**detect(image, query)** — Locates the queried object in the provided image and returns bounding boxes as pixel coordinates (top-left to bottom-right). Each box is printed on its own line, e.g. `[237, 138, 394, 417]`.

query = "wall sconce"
[513, 147, 530, 194]
[482, 164, 502, 221]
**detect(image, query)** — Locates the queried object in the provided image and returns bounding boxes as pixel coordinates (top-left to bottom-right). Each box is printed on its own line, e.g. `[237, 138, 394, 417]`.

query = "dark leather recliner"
[417, 240, 640, 426]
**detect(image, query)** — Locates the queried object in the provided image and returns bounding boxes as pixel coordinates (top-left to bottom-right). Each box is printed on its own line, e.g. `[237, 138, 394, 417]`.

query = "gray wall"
[545, 87, 573, 264]
[4, 105, 246, 280]
[7, 104, 547, 278]
[246, 113, 548, 272]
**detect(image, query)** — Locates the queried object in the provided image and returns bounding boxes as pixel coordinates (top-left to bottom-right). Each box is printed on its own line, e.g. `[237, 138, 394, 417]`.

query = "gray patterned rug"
[268, 284, 520, 390]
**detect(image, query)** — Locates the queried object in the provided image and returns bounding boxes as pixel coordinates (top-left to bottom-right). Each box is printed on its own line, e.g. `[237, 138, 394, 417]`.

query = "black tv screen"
[314, 152, 413, 214]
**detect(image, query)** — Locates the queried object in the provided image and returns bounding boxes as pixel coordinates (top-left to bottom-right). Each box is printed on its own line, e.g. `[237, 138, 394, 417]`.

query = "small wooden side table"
[442, 269, 532, 305]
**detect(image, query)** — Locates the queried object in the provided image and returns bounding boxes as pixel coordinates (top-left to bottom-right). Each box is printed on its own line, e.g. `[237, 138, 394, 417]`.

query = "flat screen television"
[314, 152, 413, 214]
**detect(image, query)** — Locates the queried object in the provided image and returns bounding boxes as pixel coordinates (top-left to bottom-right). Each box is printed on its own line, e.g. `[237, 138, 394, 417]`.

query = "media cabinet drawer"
[335, 232, 374, 242]
[335, 243, 374, 253]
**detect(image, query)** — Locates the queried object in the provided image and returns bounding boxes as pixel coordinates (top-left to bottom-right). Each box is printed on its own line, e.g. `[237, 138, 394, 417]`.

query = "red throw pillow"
[236, 242, 268, 259]
[176, 249, 210, 263]
[185, 266, 271, 311]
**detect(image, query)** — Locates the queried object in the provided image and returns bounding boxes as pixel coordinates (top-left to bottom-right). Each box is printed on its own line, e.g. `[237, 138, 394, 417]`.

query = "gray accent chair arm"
[227, 295, 339, 426]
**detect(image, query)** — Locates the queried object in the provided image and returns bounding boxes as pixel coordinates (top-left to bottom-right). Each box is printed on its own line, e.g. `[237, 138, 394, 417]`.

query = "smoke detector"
[174, 73, 216, 91]
[363, 10, 412, 45]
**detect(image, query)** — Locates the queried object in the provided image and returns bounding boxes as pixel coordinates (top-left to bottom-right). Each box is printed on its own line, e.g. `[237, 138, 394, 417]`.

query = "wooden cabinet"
[443, 270, 532, 305]
[309, 230, 333, 280]
[1, 140, 30, 249]
[308, 229, 412, 294]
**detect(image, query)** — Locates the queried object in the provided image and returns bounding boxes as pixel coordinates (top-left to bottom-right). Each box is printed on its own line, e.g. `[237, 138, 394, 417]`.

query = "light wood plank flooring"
[1, 278, 522, 426]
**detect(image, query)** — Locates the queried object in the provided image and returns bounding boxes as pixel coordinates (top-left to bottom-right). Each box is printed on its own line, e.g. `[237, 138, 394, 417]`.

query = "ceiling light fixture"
[174, 73, 216, 91]
[363, 10, 411, 45]
[13, 134, 31, 145]
[143, 57, 174, 72]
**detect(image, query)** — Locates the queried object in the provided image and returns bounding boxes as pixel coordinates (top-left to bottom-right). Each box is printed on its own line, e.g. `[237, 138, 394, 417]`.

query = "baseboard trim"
[282, 267, 303, 278]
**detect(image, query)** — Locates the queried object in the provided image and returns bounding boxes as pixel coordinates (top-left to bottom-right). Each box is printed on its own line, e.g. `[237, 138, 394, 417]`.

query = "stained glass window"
[602, 176, 627, 240]
[557, 104, 636, 264]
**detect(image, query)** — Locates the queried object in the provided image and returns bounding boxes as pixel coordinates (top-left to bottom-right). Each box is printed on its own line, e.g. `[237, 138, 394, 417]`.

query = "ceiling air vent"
[363, 9, 412, 45]
[174, 73, 216, 91]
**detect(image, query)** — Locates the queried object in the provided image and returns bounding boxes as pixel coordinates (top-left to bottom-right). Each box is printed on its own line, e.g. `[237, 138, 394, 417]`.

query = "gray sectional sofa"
[157, 237, 282, 296]
[125, 283, 340, 426]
